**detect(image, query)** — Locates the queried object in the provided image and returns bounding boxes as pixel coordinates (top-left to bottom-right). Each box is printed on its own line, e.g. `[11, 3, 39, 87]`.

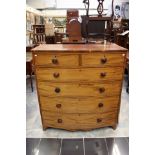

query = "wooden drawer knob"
[100, 57, 107, 64]
[53, 72, 60, 78]
[99, 88, 105, 93]
[57, 119, 63, 123]
[55, 87, 61, 93]
[97, 118, 102, 123]
[52, 58, 58, 64]
[98, 103, 104, 108]
[56, 104, 62, 108]
[100, 72, 106, 78]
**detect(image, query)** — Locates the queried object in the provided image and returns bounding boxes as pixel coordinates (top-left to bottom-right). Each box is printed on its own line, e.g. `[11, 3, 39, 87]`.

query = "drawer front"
[38, 82, 121, 97]
[40, 96, 119, 114]
[34, 54, 79, 66]
[82, 53, 125, 67]
[36, 67, 123, 82]
[42, 112, 117, 130]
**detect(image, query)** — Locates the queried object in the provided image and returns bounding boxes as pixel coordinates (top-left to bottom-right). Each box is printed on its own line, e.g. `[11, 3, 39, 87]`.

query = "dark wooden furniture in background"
[112, 19, 129, 43]
[126, 52, 129, 93]
[32, 25, 46, 44]
[45, 36, 55, 44]
[97, 0, 104, 16]
[54, 32, 67, 43]
[81, 15, 112, 42]
[67, 18, 82, 42]
[115, 31, 129, 49]
[66, 9, 82, 42]
[26, 44, 37, 92]
[32, 44, 127, 131]
[121, 19, 129, 31]
[66, 9, 79, 34]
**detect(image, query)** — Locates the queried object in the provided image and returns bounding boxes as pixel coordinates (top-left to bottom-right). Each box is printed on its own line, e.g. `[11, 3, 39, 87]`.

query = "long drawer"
[34, 53, 79, 66]
[36, 67, 123, 82]
[42, 112, 117, 130]
[82, 53, 125, 67]
[40, 96, 119, 114]
[38, 82, 121, 97]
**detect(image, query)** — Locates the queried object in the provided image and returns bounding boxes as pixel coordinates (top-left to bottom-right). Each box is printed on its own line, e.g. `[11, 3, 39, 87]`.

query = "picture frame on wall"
[114, 4, 122, 19]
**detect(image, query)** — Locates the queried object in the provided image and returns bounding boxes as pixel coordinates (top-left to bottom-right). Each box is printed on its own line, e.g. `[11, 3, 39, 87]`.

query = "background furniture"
[32, 44, 127, 130]
[66, 9, 79, 33]
[26, 56, 33, 92]
[45, 36, 55, 44]
[81, 15, 112, 42]
[54, 32, 67, 43]
[66, 9, 82, 42]
[26, 44, 37, 92]
[126, 52, 129, 93]
[32, 25, 46, 44]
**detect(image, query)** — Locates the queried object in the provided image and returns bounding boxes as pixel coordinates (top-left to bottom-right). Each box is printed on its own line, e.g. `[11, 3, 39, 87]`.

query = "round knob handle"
[57, 119, 62, 123]
[55, 87, 61, 93]
[56, 104, 62, 108]
[98, 103, 104, 108]
[100, 57, 107, 64]
[100, 72, 106, 78]
[52, 58, 58, 64]
[53, 72, 60, 78]
[97, 118, 102, 123]
[99, 88, 105, 93]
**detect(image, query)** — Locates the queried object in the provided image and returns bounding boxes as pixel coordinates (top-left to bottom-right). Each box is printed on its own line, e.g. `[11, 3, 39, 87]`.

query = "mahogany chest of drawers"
[32, 44, 127, 131]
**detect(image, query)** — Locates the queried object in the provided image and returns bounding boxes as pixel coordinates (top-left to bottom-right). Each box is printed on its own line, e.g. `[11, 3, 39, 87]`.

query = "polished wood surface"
[33, 44, 127, 131]
[36, 67, 123, 82]
[32, 43, 127, 52]
[40, 96, 119, 114]
[38, 82, 121, 97]
[34, 54, 79, 66]
[42, 112, 117, 131]
[82, 53, 125, 67]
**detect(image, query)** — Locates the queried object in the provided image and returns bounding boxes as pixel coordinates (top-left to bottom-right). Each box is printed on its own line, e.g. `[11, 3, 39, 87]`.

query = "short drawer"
[36, 67, 123, 82]
[40, 96, 119, 114]
[42, 112, 117, 130]
[82, 53, 125, 67]
[34, 53, 79, 66]
[38, 82, 121, 97]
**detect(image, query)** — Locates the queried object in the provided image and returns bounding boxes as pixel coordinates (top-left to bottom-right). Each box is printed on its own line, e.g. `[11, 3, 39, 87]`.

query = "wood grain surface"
[32, 43, 127, 52]
[82, 53, 125, 67]
[33, 44, 127, 131]
[34, 53, 79, 66]
[36, 67, 124, 82]
[42, 112, 117, 131]
[40, 96, 119, 114]
[38, 82, 121, 97]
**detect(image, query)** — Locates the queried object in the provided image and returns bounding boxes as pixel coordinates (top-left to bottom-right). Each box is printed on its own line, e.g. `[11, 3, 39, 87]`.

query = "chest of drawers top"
[32, 43, 127, 53]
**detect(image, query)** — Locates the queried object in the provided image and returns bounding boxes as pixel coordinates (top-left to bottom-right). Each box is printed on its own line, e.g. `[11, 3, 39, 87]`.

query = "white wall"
[26, 0, 129, 17]
[26, 0, 56, 8]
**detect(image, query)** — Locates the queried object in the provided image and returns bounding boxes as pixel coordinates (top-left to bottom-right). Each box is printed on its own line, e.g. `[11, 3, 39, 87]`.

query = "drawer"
[40, 96, 119, 114]
[38, 82, 121, 97]
[34, 53, 79, 66]
[36, 67, 123, 82]
[42, 112, 117, 130]
[82, 53, 125, 67]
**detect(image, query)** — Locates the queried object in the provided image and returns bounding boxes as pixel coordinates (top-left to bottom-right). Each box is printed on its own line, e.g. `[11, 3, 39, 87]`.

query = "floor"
[26, 137, 129, 155]
[26, 75, 129, 138]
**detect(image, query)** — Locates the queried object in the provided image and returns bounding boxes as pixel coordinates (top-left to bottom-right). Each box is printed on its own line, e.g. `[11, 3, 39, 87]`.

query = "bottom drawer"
[42, 112, 117, 130]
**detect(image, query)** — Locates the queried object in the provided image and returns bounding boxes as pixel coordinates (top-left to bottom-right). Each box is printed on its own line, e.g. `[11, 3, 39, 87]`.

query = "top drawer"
[82, 53, 125, 67]
[34, 53, 79, 67]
